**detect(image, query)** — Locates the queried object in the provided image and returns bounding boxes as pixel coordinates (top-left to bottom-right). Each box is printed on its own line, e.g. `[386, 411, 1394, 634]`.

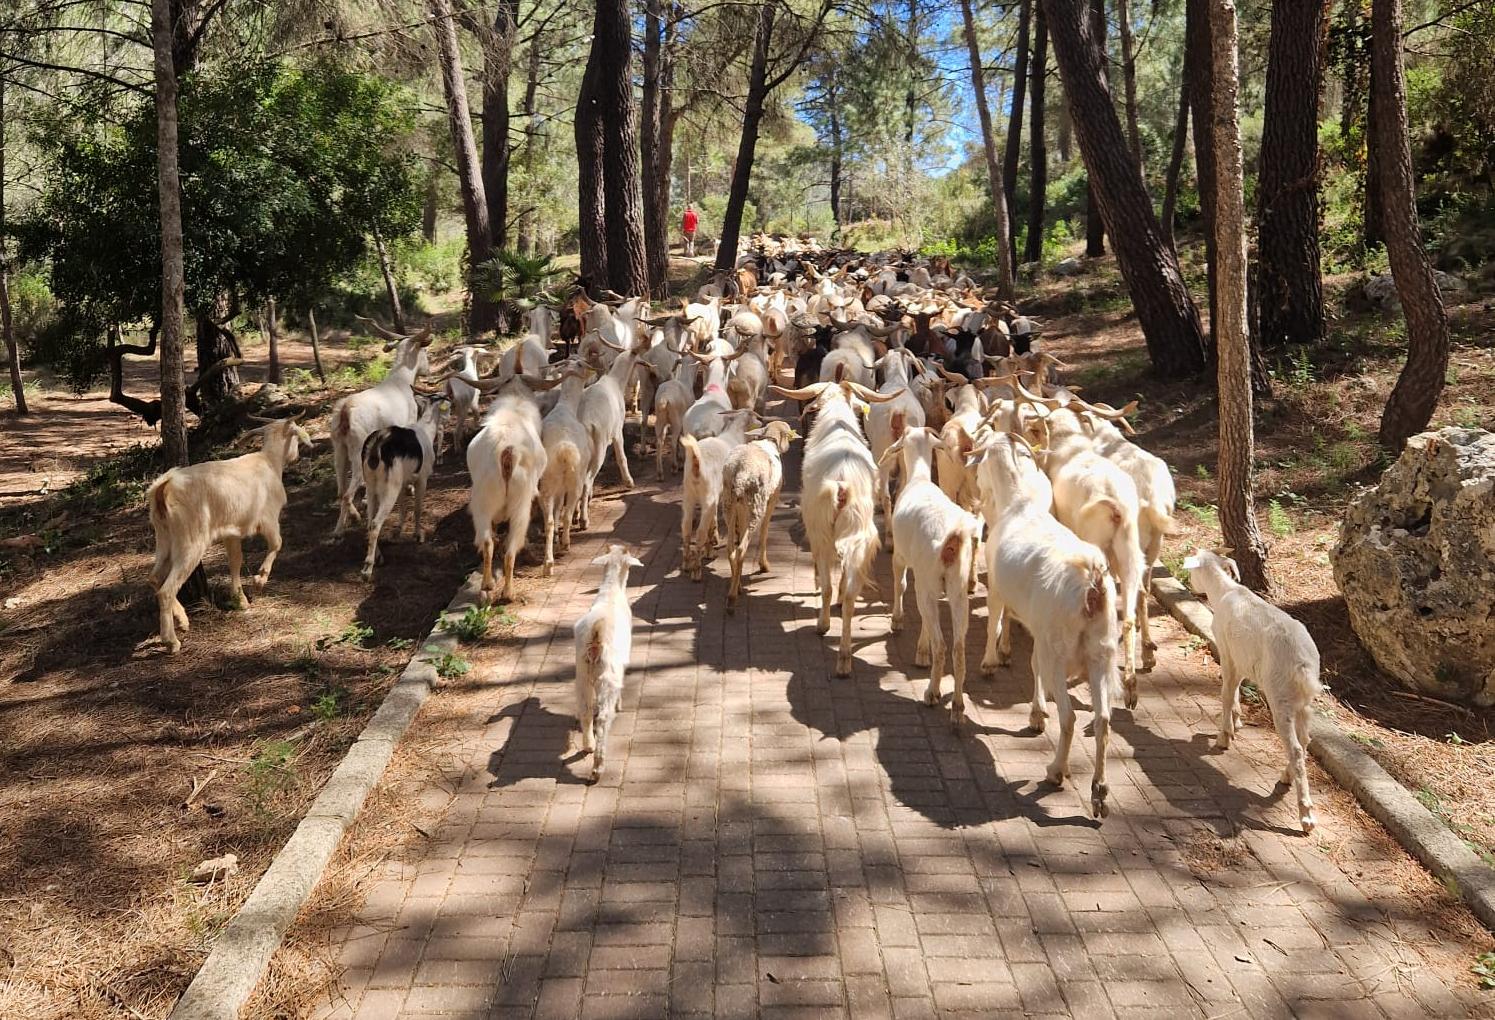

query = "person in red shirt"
[682, 205, 698, 257]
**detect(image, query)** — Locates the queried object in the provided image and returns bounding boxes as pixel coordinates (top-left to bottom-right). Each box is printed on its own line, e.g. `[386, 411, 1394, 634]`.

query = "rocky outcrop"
[1332, 428, 1495, 705]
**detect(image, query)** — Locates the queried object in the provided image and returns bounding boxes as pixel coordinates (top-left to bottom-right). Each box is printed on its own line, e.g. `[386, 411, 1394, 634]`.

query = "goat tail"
[939, 528, 967, 569]
[1147, 504, 1182, 538]
[584, 623, 606, 667]
[680, 434, 701, 480]
[554, 439, 581, 478]
[500, 445, 517, 483]
[333, 403, 351, 443]
[890, 409, 907, 442]
[833, 494, 880, 599]
[1082, 562, 1115, 621]
[148, 475, 173, 528]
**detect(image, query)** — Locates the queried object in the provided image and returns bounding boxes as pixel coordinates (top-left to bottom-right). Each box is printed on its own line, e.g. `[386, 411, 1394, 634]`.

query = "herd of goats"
[141, 238, 1323, 827]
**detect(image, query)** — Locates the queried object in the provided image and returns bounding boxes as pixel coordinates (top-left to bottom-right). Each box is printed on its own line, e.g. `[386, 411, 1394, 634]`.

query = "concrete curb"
[170, 572, 485, 1020]
[1150, 569, 1495, 933]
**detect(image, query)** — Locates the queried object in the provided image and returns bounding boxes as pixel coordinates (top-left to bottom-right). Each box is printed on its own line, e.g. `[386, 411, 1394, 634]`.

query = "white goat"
[360, 398, 447, 581]
[330, 327, 432, 534]
[722, 420, 798, 611]
[935, 381, 986, 512]
[727, 332, 771, 412]
[1026, 401, 1145, 706]
[880, 428, 982, 728]
[537, 362, 593, 577]
[866, 348, 927, 536]
[468, 376, 547, 603]
[971, 432, 1118, 818]
[147, 416, 311, 654]
[443, 345, 485, 456]
[1069, 399, 1175, 672]
[770, 380, 902, 677]
[682, 348, 746, 440]
[1185, 548, 1323, 833]
[574, 543, 644, 783]
[577, 337, 641, 527]
[651, 355, 699, 477]
[678, 409, 755, 580]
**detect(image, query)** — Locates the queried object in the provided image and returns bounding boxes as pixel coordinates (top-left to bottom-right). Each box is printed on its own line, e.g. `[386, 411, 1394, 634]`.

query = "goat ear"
[1181, 554, 1203, 571]
[626, 555, 645, 568]
[590, 553, 613, 566]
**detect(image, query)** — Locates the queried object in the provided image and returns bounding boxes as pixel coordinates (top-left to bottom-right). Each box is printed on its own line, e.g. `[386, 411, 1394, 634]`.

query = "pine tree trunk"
[430, 0, 497, 333]
[152, 0, 189, 467]
[307, 307, 327, 383]
[715, 3, 776, 273]
[0, 75, 25, 415]
[1043, 0, 1208, 376]
[960, 0, 1016, 298]
[1373, 0, 1449, 451]
[829, 82, 845, 232]
[1057, 90, 1073, 162]
[1160, 64, 1190, 251]
[265, 298, 281, 385]
[1117, 0, 1142, 164]
[1256, 0, 1328, 351]
[480, 1, 518, 252]
[373, 227, 406, 332]
[422, 169, 438, 243]
[1026, 4, 1050, 264]
[590, 0, 649, 295]
[575, 56, 608, 286]
[1210, 0, 1272, 592]
[1004, 0, 1031, 267]
[1187, 0, 1218, 321]
[194, 313, 240, 407]
[1085, 0, 1107, 256]
[1364, 57, 1385, 248]
[641, 0, 666, 291]
[0, 263, 20, 416]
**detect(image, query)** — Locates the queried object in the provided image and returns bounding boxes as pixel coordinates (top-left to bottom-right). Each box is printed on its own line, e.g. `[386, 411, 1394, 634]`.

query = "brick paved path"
[314, 432, 1491, 1019]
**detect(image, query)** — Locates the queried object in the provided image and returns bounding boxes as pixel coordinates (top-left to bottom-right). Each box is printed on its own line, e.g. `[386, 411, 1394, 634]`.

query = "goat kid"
[880, 428, 982, 729]
[1185, 548, 1323, 833]
[330, 327, 433, 534]
[722, 420, 799, 610]
[360, 398, 448, 581]
[574, 543, 645, 783]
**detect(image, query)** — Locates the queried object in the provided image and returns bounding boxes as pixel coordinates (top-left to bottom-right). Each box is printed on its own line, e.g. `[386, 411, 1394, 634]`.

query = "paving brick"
[317, 467, 1481, 1020]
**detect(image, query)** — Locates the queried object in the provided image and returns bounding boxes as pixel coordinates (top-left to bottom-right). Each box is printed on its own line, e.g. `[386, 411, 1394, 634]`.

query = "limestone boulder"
[1332, 428, 1495, 705]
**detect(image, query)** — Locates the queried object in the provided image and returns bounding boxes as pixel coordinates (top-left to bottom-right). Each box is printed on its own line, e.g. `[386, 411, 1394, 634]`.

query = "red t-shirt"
[682, 209, 698, 234]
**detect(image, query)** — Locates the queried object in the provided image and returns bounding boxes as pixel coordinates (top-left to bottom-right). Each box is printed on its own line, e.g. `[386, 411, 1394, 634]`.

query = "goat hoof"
[1092, 783, 1110, 819]
[1300, 812, 1316, 835]
[834, 659, 852, 679]
[923, 687, 939, 706]
[914, 650, 931, 668]
[542, 563, 553, 578]
[816, 621, 831, 636]
[1125, 691, 1138, 711]
[889, 616, 903, 633]
[163, 639, 182, 655]
[949, 707, 964, 732]
[980, 658, 998, 676]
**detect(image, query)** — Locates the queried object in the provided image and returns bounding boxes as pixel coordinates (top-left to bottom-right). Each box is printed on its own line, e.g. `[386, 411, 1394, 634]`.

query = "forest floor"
[0, 250, 1491, 1016]
[0, 313, 570, 1017]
